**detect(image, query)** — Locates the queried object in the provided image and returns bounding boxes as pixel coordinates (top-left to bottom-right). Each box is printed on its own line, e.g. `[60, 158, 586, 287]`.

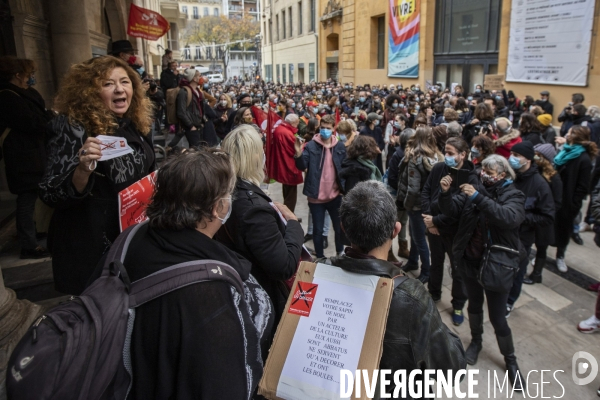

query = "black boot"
[465, 313, 483, 365]
[497, 333, 523, 391]
[523, 257, 545, 285]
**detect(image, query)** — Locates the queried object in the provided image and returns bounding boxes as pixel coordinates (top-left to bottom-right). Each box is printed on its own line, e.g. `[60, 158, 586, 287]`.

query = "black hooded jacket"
[513, 164, 555, 247]
[339, 158, 372, 193]
[421, 160, 480, 236]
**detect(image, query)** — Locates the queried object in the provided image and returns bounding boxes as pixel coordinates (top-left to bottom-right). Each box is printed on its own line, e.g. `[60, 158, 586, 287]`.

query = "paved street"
[266, 181, 600, 399]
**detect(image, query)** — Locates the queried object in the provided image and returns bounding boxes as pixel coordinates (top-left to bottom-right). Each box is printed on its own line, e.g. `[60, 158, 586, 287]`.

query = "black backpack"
[6, 221, 244, 400]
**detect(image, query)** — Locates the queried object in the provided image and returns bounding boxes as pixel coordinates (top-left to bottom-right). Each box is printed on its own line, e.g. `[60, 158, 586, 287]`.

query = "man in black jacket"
[329, 181, 466, 396]
[160, 61, 179, 94]
[534, 90, 554, 116]
[506, 141, 555, 316]
[421, 137, 477, 327]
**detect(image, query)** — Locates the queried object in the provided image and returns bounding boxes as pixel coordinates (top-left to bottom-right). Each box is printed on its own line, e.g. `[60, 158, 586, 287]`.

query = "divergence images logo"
[288, 282, 319, 317]
[572, 351, 598, 386]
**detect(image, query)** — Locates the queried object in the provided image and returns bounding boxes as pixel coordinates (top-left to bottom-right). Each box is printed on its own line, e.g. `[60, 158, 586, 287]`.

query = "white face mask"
[217, 196, 232, 225]
[221, 100, 228, 107]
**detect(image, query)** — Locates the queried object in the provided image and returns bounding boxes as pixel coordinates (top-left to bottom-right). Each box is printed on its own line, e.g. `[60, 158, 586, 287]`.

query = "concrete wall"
[261, 0, 318, 82]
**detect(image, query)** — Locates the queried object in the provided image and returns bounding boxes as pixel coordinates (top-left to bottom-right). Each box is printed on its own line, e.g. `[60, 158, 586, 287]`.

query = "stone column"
[47, 0, 93, 84]
[0, 271, 41, 400]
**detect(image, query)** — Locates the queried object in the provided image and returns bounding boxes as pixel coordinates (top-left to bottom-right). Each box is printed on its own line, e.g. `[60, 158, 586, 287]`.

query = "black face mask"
[241, 103, 252, 107]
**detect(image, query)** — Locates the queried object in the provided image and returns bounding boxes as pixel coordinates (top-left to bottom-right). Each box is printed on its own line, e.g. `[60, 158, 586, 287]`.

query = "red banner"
[127, 4, 170, 41]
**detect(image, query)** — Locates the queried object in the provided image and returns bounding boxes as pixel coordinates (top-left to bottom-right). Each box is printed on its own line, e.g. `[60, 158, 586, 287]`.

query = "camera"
[474, 121, 493, 135]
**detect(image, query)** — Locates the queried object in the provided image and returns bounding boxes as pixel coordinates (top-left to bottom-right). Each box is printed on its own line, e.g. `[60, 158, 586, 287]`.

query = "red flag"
[127, 4, 170, 41]
[335, 108, 341, 126]
[253, 107, 282, 179]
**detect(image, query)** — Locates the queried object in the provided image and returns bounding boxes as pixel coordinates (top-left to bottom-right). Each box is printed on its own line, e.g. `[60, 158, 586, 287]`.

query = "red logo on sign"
[288, 282, 319, 317]
[120, 140, 126, 147]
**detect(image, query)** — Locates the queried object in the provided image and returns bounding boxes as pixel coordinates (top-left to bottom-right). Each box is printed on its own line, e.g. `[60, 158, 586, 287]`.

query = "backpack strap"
[128, 260, 244, 308]
[101, 221, 148, 278]
[183, 86, 192, 108]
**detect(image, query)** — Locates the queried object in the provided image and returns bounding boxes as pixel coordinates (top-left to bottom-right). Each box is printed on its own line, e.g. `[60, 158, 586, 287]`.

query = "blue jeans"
[307, 210, 330, 236]
[407, 210, 430, 276]
[308, 196, 344, 258]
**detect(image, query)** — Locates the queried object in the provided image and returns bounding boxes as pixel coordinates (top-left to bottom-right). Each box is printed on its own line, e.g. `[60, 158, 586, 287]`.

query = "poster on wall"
[506, 0, 595, 86]
[388, 0, 420, 78]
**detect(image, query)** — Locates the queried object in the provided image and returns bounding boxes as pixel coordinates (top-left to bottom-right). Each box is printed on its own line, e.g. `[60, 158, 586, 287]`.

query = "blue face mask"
[26, 75, 36, 86]
[475, 89, 481, 93]
[291, 103, 296, 108]
[320, 128, 332, 139]
[359, 97, 366, 102]
[471, 147, 480, 158]
[495, 95, 502, 101]
[203, 84, 209, 90]
[374, 120, 380, 126]
[467, 96, 473, 101]
[312, 107, 319, 114]
[509, 155, 524, 170]
[394, 122, 401, 129]
[339, 134, 347, 143]
[392, 103, 399, 109]
[415, 106, 420, 112]
[445, 155, 457, 168]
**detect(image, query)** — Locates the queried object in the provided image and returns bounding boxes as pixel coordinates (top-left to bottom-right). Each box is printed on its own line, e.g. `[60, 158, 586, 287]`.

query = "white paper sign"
[96, 135, 134, 161]
[276, 263, 378, 400]
[506, 0, 596, 86]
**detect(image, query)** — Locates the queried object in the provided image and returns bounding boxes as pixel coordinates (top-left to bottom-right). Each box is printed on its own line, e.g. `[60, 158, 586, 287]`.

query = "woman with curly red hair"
[40, 56, 155, 295]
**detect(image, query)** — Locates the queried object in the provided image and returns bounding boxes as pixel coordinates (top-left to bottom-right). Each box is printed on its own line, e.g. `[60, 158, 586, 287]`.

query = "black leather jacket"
[328, 254, 466, 397]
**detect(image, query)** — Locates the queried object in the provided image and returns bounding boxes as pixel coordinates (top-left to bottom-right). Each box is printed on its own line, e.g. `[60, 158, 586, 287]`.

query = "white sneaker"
[556, 257, 568, 273]
[531, 257, 535, 267]
[580, 222, 592, 232]
[578, 315, 600, 333]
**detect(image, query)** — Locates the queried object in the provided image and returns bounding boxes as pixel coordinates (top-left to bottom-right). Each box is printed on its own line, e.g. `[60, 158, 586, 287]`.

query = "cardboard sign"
[118, 171, 157, 232]
[259, 262, 395, 400]
[484, 74, 505, 91]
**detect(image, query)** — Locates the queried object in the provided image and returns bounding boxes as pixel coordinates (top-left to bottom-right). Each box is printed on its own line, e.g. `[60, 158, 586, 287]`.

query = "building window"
[265, 64, 272, 81]
[289, 63, 293, 82]
[264, 22, 268, 44]
[269, 19, 273, 44]
[276, 15, 279, 41]
[309, 62, 315, 81]
[282, 10, 286, 39]
[184, 46, 191, 60]
[276, 64, 280, 82]
[195, 46, 201, 60]
[298, 1, 303, 35]
[214, 8, 219, 16]
[377, 16, 385, 69]
[204, 7, 209, 16]
[310, 0, 315, 32]
[167, 23, 179, 51]
[193, 7, 199, 19]
[182, 6, 188, 18]
[245, 54, 252, 60]
[289, 7, 293, 38]
[282, 64, 287, 83]
[206, 47, 212, 59]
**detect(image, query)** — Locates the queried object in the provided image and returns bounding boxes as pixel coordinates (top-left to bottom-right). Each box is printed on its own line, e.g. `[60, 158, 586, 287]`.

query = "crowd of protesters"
[3, 41, 600, 398]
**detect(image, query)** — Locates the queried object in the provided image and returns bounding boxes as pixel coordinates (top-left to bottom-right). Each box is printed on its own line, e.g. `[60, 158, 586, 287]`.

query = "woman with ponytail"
[553, 126, 598, 272]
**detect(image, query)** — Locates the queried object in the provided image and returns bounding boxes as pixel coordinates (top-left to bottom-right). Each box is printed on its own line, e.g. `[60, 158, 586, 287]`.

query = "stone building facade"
[319, 0, 600, 106]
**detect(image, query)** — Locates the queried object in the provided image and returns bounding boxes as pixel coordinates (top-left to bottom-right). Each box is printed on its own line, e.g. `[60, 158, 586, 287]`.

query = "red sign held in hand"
[288, 282, 319, 317]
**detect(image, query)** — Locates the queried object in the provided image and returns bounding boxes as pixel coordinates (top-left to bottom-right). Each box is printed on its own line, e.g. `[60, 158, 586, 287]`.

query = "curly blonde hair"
[54, 56, 153, 136]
